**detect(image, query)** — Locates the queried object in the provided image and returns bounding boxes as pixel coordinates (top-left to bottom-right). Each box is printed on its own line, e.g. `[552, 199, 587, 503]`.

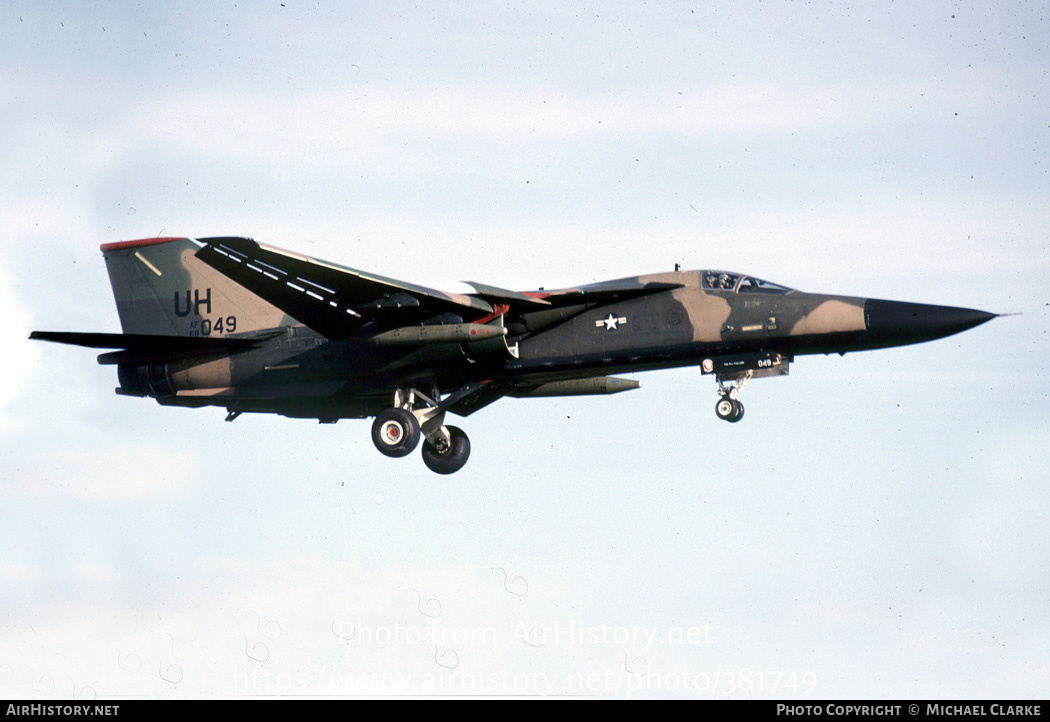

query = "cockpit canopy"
[702, 271, 794, 295]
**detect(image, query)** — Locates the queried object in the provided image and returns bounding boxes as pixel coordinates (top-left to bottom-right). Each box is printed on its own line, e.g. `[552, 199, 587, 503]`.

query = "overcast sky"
[1, 0, 1048, 699]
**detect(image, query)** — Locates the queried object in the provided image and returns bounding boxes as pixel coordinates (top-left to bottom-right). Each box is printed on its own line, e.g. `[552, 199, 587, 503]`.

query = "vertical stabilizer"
[101, 237, 293, 336]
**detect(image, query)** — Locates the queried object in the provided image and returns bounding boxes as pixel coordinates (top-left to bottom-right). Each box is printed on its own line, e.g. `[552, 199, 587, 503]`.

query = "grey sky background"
[1, 1, 1047, 698]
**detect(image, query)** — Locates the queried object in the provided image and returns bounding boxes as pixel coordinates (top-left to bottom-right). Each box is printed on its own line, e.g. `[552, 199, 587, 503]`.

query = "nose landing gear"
[714, 370, 752, 424]
[715, 397, 745, 423]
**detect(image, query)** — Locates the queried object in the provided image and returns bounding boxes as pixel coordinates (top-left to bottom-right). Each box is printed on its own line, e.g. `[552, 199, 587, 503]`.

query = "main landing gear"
[714, 370, 752, 424]
[370, 388, 471, 474]
[371, 407, 420, 457]
[421, 426, 471, 475]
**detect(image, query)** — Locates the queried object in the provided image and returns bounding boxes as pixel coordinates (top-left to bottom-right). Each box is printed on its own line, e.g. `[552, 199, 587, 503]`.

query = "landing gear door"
[700, 351, 791, 380]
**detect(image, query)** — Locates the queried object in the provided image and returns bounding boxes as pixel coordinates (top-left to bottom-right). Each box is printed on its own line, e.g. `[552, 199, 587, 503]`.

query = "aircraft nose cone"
[865, 299, 997, 345]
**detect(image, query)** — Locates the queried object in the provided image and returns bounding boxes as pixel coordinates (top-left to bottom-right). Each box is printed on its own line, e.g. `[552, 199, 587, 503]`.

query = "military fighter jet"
[31, 236, 997, 474]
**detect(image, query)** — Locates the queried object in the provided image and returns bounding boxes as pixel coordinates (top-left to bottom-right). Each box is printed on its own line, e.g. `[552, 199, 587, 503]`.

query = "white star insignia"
[596, 313, 627, 331]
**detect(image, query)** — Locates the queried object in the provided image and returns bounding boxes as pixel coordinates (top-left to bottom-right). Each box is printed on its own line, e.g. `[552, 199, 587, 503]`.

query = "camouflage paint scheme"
[31, 236, 997, 473]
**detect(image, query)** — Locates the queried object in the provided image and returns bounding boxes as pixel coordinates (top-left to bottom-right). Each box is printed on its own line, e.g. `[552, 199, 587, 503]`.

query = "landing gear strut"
[370, 387, 472, 474]
[715, 370, 751, 423]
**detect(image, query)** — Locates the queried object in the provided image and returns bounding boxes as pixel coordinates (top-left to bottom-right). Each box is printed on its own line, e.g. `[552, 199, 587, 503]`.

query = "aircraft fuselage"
[112, 270, 993, 421]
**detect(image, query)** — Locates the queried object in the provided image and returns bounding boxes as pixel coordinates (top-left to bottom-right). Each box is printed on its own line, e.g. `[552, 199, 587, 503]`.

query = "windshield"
[702, 272, 793, 294]
[736, 276, 793, 294]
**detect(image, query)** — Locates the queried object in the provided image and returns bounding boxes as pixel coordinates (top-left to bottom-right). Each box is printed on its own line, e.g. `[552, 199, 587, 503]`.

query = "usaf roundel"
[595, 313, 628, 331]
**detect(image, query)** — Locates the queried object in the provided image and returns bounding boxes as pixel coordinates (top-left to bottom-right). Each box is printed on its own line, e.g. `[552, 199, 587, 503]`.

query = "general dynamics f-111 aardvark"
[32, 237, 998, 474]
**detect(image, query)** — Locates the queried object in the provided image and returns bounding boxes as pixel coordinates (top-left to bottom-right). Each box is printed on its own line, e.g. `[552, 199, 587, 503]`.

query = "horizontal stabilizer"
[29, 330, 278, 365]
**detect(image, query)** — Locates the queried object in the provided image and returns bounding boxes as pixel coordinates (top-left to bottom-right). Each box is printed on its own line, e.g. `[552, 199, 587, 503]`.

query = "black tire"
[728, 400, 745, 423]
[715, 398, 736, 421]
[421, 426, 471, 475]
[371, 408, 421, 458]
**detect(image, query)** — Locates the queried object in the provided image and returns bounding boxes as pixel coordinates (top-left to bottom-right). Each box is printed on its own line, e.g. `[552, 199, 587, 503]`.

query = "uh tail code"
[174, 288, 236, 336]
